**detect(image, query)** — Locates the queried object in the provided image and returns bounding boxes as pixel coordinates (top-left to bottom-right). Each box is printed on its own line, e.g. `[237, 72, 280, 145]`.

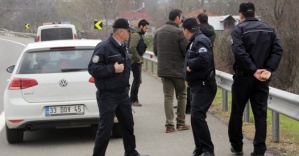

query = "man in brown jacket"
[153, 9, 190, 133]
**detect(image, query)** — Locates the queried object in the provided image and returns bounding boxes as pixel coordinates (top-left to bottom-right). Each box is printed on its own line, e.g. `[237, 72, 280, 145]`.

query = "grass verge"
[210, 88, 299, 156]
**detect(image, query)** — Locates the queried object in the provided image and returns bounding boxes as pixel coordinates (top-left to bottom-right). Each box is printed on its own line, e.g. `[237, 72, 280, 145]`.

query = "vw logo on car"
[59, 79, 68, 87]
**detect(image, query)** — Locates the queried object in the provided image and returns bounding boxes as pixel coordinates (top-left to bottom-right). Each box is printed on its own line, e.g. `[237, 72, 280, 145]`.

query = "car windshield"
[41, 28, 73, 41]
[18, 49, 93, 74]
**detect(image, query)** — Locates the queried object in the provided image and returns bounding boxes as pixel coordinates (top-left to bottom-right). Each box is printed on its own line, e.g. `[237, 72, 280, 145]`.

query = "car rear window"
[41, 28, 73, 41]
[18, 50, 93, 74]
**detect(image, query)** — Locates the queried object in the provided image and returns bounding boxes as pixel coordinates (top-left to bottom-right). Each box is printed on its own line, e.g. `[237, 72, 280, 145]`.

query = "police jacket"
[88, 36, 131, 92]
[231, 17, 283, 75]
[184, 30, 215, 86]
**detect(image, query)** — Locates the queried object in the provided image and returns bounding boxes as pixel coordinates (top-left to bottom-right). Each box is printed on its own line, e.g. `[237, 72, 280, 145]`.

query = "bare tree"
[56, 0, 133, 39]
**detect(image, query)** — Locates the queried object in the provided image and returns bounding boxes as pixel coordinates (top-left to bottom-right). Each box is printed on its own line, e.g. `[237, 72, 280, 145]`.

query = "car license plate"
[45, 105, 84, 116]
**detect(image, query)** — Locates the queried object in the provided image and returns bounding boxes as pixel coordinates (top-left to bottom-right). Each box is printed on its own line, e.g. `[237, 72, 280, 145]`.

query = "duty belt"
[190, 80, 210, 87]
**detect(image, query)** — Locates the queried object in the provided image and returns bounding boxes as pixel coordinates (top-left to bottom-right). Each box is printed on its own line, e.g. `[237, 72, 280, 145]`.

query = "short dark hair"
[197, 13, 208, 24]
[241, 11, 255, 18]
[169, 9, 182, 21]
[239, 2, 255, 18]
[138, 19, 149, 27]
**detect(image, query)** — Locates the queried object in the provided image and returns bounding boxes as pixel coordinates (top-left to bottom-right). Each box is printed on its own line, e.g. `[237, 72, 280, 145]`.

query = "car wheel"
[6, 125, 24, 144]
[112, 123, 122, 138]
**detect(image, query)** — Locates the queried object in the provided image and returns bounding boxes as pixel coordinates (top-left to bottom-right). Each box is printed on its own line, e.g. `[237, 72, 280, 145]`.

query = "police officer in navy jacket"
[88, 18, 148, 156]
[182, 17, 217, 156]
[228, 2, 283, 156]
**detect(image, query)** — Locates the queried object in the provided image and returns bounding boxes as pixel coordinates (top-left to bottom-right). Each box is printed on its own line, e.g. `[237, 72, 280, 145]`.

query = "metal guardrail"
[0, 30, 35, 38]
[143, 51, 299, 142]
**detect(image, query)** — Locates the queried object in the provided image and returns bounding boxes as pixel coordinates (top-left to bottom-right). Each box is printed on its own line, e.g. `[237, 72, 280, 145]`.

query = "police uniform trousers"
[190, 81, 217, 154]
[228, 75, 269, 155]
[92, 88, 138, 156]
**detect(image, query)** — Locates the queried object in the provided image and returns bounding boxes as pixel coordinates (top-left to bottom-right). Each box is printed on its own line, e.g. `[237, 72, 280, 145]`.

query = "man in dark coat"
[197, 13, 216, 44]
[153, 9, 190, 133]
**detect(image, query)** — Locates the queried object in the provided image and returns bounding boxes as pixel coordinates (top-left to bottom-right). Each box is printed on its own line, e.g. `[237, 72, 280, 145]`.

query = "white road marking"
[0, 112, 5, 132]
[0, 38, 26, 46]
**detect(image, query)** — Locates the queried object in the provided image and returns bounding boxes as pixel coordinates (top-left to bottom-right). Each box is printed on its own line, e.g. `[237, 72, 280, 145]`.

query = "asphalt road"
[0, 35, 274, 156]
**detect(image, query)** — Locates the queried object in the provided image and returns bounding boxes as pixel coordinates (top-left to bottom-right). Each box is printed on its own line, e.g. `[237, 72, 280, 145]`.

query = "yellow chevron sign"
[94, 20, 103, 30]
[25, 23, 30, 29]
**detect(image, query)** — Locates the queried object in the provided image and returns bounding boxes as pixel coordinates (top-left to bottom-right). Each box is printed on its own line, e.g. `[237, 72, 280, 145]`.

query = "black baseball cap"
[239, 2, 255, 13]
[182, 18, 198, 30]
[112, 18, 136, 31]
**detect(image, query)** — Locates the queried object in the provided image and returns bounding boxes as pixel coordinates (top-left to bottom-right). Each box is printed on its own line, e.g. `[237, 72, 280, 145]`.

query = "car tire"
[112, 123, 122, 138]
[6, 125, 24, 144]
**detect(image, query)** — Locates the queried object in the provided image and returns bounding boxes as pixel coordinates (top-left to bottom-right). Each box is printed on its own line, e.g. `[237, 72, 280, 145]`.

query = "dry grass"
[209, 103, 299, 156]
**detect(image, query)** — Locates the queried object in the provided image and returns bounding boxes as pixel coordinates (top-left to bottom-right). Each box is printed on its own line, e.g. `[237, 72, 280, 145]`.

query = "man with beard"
[129, 19, 149, 107]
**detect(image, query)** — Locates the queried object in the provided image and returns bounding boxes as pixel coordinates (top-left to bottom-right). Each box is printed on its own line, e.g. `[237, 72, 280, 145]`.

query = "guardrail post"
[272, 111, 280, 142]
[151, 61, 154, 73]
[222, 89, 228, 112]
[145, 59, 148, 71]
[154, 62, 157, 74]
[244, 102, 250, 123]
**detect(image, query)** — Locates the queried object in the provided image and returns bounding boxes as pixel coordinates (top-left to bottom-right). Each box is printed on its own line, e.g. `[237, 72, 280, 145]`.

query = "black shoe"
[251, 152, 264, 156]
[230, 146, 243, 156]
[192, 149, 202, 156]
[132, 101, 142, 107]
[200, 152, 215, 156]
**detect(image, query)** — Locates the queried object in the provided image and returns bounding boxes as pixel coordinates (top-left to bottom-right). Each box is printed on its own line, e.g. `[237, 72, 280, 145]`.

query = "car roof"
[37, 24, 76, 29]
[24, 39, 101, 52]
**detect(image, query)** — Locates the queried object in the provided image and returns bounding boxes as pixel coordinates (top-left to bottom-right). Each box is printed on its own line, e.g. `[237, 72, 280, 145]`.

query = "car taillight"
[89, 77, 95, 83]
[74, 34, 77, 39]
[9, 120, 23, 123]
[8, 78, 38, 90]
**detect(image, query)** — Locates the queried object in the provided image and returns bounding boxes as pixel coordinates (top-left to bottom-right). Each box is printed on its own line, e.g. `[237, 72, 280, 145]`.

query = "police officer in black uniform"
[182, 18, 217, 156]
[88, 18, 148, 156]
[228, 2, 283, 156]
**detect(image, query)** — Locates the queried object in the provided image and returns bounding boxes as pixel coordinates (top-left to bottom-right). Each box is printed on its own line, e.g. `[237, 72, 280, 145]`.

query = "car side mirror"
[6, 65, 15, 73]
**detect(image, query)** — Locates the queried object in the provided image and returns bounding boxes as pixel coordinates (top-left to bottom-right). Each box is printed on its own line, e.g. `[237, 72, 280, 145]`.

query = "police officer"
[182, 18, 217, 156]
[228, 2, 283, 156]
[88, 18, 149, 156]
[186, 13, 217, 114]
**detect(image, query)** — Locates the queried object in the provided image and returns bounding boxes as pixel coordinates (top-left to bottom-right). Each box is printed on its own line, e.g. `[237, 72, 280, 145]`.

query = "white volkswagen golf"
[4, 40, 121, 143]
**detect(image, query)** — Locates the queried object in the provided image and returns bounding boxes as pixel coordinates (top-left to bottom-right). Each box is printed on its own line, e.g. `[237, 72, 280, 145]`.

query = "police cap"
[113, 18, 136, 32]
[239, 2, 255, 13]
[182, 18, 198, 31]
